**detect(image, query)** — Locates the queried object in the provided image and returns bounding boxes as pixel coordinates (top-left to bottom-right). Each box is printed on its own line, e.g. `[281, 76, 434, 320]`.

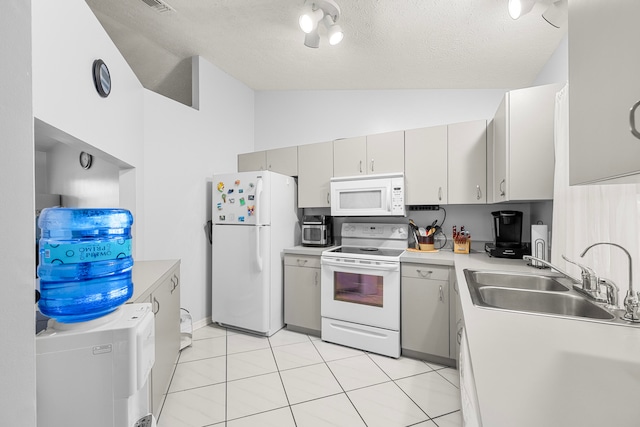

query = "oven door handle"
[321, 258, 399, 272]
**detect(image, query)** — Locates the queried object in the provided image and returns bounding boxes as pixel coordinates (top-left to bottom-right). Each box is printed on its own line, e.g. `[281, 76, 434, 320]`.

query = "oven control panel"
[342, 223, 408, 240]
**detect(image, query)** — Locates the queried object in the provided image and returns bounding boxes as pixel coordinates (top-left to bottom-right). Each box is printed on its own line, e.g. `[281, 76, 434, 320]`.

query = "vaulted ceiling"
[85, 0, 566, 106]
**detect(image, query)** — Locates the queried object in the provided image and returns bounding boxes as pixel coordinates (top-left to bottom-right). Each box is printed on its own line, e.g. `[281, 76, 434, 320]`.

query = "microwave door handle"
[387, 189, 391, 212]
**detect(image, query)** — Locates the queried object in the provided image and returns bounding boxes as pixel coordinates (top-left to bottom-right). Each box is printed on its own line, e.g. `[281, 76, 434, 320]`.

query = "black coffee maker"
[485, 210, 530, 258]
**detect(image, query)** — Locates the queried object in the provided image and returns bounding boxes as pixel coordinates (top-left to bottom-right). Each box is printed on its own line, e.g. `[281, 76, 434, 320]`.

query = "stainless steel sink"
[477, 287, 615, 320]
[466, 270, 571, 291]
[464, 269, 615, 321]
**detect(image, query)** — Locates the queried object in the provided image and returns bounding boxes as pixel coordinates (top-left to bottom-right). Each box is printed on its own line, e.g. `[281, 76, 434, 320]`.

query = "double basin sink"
[464, 270, 616, 321]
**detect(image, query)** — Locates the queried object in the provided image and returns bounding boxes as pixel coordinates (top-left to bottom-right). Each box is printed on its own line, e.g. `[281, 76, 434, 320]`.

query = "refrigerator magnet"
[238, 189, 243, 193]
[227, 189, 234, 194]
[247, 206, 255, 216]
[249, 183, 255, 188]
[238, 216, 245, 222]
[235, 180, 241, 185]
[216, 202, 222, 210]
[219, 215, 225, 221]
[217, 182, 224, 192]
[239, 198, 246, 206]
[221, 194, 226, 203]
[248, 195, 255, 200]
[229, 198, 235, 203]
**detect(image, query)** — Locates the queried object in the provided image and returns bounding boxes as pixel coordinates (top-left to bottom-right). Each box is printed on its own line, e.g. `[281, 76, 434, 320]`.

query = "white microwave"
[330, 173, 405, 217]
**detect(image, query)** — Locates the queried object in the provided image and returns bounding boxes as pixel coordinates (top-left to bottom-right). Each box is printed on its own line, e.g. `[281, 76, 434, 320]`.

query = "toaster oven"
[301, 215, 332, 247]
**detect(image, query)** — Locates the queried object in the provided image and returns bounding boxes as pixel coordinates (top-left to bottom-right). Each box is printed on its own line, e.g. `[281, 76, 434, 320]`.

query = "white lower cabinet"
[284, 254, 321, 335]
[401, 263, 454, 364]
[131, 259, 181, 419]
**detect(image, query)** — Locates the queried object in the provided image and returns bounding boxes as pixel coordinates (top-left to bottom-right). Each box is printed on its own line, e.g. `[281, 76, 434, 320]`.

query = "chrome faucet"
[581, 242, 639, 323]
[522, 255, 582, 284]
[524, 253, 619, 308]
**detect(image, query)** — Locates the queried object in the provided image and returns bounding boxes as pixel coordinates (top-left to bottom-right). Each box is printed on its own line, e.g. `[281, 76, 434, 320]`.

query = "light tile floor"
[158, 324, 462, 427]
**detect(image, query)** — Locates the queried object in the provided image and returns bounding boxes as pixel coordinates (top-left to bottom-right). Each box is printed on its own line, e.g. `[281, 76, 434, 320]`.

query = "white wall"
[141, 56, 255, 324]
[255, 89, 507, 150]
[533, 34, 568, 87]
[1, 1, 36, 425]
[32, 0, 145, 241]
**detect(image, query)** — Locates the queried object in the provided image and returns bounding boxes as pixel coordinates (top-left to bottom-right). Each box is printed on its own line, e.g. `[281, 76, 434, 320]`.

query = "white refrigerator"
[212, 170, 299, 336]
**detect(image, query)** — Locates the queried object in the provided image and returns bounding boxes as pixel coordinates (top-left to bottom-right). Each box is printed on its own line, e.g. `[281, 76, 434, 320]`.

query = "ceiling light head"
[323, 15, 343, 46]
[508, 0, 536, 19]
[299, 2, 324, 34]
[299, 0, 343, 48]
[304, 30, 320, 48]
[542, 0, 568, 28]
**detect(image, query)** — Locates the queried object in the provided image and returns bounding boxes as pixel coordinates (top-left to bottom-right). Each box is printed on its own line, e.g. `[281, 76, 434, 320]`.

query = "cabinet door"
[401, 265, 450, 358]
[492, 97, 508, 202]
[284, 256, 321, 332]
[238, 151, 266, 172]
[151, 269, 180, 417]
[405, 126, 448, 205]
[298, 141, 333, 208]
[334, 136, 366, 177]
[366, 131, 405, 174]
[569, 0, 640, 184]
[447, 120, 486, 204]
[450, 279, 463, 365]
[267, 146, 298, 176]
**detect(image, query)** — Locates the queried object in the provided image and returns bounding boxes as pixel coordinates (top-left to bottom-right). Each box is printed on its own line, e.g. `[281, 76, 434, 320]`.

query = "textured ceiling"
[85, 0, 566, 106]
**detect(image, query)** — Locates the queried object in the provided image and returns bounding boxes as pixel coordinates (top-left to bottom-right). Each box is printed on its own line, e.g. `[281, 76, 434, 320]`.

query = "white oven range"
[321, 223, 408, 358]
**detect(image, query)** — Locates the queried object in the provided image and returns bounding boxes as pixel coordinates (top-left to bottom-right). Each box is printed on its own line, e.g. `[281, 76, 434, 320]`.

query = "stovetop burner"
[326, 246, 405, 258]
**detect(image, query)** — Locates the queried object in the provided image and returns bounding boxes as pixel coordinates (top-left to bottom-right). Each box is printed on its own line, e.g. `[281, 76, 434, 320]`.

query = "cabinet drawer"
[284, 255, 321, 269]
[401, 264, 450, 281]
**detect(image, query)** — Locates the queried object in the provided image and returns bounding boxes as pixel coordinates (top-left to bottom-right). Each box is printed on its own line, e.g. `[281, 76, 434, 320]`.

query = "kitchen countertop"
[449, 253, 640, 426]
[283, 245, 337, 256]
[283, 245, 640, 424]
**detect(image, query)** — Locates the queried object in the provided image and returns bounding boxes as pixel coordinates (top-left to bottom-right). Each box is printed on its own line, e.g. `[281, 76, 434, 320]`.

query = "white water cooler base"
[321, 317, 400, 358]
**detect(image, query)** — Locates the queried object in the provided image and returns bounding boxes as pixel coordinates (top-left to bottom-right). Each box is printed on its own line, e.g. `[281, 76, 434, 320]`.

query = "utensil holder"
[417, 235, 435, 251]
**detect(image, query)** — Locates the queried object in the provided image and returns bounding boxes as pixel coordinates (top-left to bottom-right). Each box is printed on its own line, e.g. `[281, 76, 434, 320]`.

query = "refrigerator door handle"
[255, 225, 263, 272]
[255, 177, 264, 225]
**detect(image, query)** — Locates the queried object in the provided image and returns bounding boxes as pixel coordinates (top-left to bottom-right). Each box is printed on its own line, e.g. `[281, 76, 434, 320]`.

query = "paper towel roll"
[531, 224, 549, 268]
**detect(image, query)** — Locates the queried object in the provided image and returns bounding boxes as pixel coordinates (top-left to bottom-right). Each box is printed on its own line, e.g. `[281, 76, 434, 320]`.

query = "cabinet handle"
[297, 259, 308, 267]
[359, 160, 363, 173]
[630, 100, 640, 139]
[268, 164, 272, 170]
[417, 269, 433, 278]
[153, 296, 160, 315]
[476, 185, 482, 200]
[438, 187, 442, 201]
[171, 274, 179, 293]
[327, 192, 330, 205]
[454, 280, 459, 294]
[314, 271, 319, 286]
[499, 179, 506, 197]
[457, 325, 463, 345]
[439, 285, 444, 302]
[371, 159, 374, 172]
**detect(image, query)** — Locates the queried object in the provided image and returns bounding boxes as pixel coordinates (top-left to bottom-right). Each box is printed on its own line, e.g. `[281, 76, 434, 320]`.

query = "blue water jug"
[37, 208, 134, 323]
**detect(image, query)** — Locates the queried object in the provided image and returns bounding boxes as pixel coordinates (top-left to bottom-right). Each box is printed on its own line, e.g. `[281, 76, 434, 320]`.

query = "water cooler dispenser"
[36, 304, 156, 427]
[35, 208, 156, 427]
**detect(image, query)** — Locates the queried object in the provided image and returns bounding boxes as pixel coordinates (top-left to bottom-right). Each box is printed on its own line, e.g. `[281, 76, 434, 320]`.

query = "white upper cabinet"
[366, 131, 405, 174]
[238, 147, 298, 176]
[447, 120, 487, 204]
[266, 146, 298, 176]
[238, 151, 266, 172]
[569, 0, 640, 184]
[333, 131, 404, 177]
[491, 83, 563, 202]
[298, 141, 333, 208]
[405, 126, 448, 205]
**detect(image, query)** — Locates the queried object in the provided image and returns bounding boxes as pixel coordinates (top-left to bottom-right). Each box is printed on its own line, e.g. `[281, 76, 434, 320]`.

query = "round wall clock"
[79, 151, 93, 170]
[92, 59, 111, 98]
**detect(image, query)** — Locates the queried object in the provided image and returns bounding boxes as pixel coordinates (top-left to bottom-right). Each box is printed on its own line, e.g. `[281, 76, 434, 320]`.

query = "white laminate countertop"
[449, 253, 640, 426]
[283, 246, 338, 256]
[130, 259, 180, 302]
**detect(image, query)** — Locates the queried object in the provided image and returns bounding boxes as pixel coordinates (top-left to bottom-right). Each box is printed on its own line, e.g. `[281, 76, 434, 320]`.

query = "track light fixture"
[508, 0, 568, 27]
[299, 0, 343, 48]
